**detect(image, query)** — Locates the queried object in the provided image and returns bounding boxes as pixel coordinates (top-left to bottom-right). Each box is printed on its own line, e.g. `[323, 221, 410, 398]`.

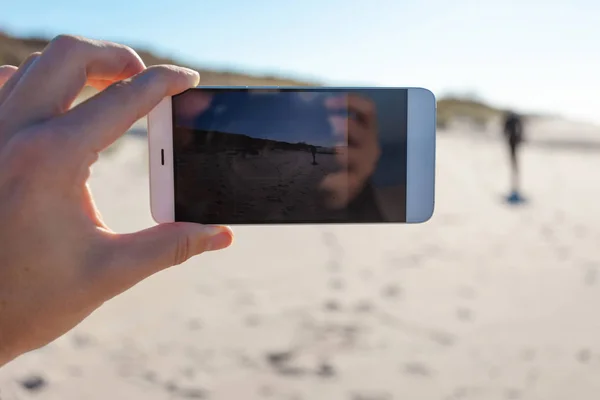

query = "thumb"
[100, 223, 233, 295]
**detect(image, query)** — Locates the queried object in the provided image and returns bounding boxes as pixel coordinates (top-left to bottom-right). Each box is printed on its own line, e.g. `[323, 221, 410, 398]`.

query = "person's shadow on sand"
[502, 190, 528, 206]
[312, 161, 319, 166]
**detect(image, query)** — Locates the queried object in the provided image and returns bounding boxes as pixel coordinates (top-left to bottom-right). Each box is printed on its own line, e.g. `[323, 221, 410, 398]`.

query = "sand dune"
[2, 119, 600, 399]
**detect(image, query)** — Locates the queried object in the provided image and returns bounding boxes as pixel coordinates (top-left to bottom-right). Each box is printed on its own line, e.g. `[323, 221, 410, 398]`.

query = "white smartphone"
[147, 87, 436, 225]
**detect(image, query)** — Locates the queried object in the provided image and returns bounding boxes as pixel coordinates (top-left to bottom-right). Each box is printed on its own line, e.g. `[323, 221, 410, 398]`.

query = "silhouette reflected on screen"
[172, 88, 408, 224]
[310, 145, 318, 165]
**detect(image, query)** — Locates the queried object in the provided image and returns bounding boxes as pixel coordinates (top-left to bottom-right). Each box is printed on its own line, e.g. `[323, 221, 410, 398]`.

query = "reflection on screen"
[172, 88, 407, 224]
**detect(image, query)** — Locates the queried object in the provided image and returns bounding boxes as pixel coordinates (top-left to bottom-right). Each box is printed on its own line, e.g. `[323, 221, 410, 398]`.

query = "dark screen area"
[172, 88, 407, 224]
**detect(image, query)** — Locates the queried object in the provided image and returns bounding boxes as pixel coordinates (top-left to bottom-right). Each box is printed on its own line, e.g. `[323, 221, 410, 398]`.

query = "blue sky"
[2, 0, 600, 124]
[175, 91, 340, 147]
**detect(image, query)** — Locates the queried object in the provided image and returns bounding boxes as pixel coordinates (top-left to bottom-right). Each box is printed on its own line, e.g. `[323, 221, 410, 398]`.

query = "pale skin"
[0, 35, 234, 366]
[321, 94, 381, 209]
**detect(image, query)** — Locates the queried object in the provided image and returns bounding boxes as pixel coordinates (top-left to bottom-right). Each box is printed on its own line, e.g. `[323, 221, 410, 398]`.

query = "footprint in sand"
[456, 307, 474, 322]
[520, 348, 536, 362]
[584, 266, 597, 286]
[354, 300, 374, 314]
[381, 284, 401, 300]
[244, 314, 261, 327]
[316, 362, 336, 378]
[187, 319, 202, 331]
[328, 278, 345, 291]
[403, 362, 433, 377]
[143, 371, 157, 383]
[505, 388, 522, 399]
[178, 387, 206, 399]
[349, 391, 393, 400]
[265, 351, 307, 377]
[430, 331, 456, 347]
[19, 375, 47, 392]
[71, 333, 95, 349]
[577, 348, 592, 364]
[164, 382, 207, 399]
[323, 299, 342, 312]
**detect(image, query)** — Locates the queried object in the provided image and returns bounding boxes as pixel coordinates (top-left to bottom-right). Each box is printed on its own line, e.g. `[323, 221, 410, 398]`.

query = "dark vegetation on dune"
[176, 128, 335, 155]
[1, 30, 517, 129]
[0, 31, 317, 87]
[436, 97, 502, 129]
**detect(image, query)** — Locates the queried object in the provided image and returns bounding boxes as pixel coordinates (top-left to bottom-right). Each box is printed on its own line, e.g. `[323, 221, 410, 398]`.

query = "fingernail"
[206, 229, 233, 251]
[180, 67, 200, 87]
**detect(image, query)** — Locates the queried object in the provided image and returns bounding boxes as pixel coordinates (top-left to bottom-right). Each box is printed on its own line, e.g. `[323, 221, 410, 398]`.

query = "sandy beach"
[2, 117, 600, 400]
[175, 149, 341, 224]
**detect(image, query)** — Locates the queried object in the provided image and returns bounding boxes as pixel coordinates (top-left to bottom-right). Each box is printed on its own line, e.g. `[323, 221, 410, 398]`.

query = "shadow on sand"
[501, 190, 529, 206]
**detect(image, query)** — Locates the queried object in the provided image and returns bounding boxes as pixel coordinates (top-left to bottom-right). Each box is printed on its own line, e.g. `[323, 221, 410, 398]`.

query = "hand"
[319, 93, 381, 209]
[0, 35, 233, 366]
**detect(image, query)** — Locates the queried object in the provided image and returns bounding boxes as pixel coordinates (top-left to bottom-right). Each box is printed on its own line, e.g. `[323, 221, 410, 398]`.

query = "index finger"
[0, 66, 17, 87]
[58, 64, 200, 154]
[0, 35, 145, 135]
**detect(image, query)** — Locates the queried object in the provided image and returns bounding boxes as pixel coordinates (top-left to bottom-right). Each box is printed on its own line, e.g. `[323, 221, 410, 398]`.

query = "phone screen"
[171, 88, 408, 224]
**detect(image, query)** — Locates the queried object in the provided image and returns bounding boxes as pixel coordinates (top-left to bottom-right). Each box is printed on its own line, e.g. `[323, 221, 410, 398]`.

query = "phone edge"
[147, 97, 175, 224]
[406, 87, 436, 223]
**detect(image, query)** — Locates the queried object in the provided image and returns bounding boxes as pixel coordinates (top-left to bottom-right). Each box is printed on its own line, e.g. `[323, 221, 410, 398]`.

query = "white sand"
[2, 118, 600, 400]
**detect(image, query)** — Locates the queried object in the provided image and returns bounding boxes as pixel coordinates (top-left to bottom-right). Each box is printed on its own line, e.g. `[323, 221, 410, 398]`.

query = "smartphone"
[147, 87, 435, 225]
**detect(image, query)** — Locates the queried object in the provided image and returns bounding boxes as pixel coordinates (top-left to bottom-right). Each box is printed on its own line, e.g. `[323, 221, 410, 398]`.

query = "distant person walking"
[503, 110, 525, 201]
[310, 145, 317, 164]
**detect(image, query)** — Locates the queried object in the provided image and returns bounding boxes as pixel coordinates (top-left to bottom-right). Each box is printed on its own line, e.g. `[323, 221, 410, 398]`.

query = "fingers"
[86, 79, 119, 91]
[81, 183, 109, 230]
[320, 167, 369, 210]
[97, 223, 233, 295]
[0, 53, 40, 105]
[0, 66, 18, 87]
[319, 172, 350, 210]
[0, 35, 145, 135]
[59, 64, 200, 154]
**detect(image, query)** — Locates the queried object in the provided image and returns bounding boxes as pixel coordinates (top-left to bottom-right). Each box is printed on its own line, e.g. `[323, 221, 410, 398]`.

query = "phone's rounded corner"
[406, 200, 435, 224]
[149, 198, 175, 224]
[150, 209, 162, 225]
[149, 176, 175, 224]
[409, 87, 436, 108]
[149, 204, 167, 224]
